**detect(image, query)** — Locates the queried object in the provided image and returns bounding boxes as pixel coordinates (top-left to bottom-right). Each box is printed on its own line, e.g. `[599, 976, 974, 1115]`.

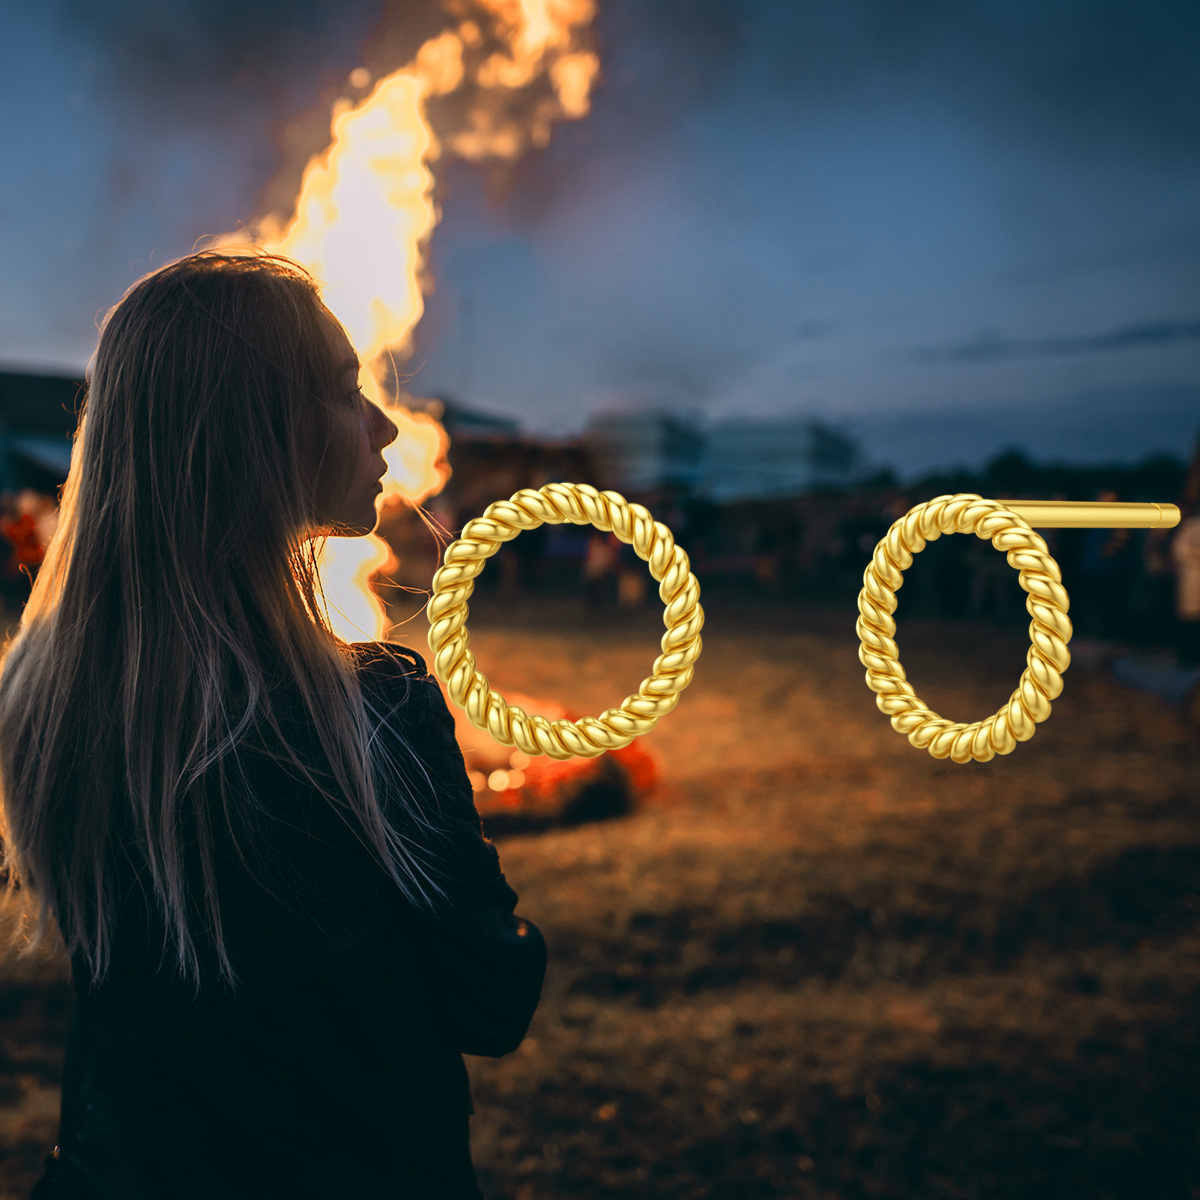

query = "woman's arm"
[363, 646, 548, 1058]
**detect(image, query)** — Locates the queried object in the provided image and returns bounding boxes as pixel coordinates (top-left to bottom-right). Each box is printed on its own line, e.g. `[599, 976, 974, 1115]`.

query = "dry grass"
[0, 892, 71, 1197]
[2, 592, 1199, 1198]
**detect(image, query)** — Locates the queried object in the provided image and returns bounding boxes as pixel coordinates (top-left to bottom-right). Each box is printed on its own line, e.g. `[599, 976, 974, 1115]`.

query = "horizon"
[2, 358, 1194, 489]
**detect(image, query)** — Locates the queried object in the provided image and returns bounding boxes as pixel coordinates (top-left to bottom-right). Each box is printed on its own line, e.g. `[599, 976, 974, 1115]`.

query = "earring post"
[1002, 500, 1180, 529]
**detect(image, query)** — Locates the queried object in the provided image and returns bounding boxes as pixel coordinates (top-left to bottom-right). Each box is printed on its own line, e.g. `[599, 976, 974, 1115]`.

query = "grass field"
[2, 590, 1199, 1198]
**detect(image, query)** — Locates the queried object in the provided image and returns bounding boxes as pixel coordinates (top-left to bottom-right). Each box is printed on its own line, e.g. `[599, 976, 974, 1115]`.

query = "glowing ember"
[224, 1, 599, 641]
[449, 687, 657, 821]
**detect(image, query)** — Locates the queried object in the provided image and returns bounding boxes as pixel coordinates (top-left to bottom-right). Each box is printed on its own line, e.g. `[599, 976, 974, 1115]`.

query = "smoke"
[64, 0, 1196, 237]
[582, 0, 1200, 164]
[60, 0, 1200, 151]
[58, 0, 382, 112]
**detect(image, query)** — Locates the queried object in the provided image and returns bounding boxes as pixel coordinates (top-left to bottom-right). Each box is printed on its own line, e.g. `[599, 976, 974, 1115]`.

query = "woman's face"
[313, 315, 399, 536]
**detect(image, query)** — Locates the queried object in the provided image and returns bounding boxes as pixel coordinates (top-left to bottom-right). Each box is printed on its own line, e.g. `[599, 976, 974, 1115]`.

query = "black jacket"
[42, 643, 546, 1200]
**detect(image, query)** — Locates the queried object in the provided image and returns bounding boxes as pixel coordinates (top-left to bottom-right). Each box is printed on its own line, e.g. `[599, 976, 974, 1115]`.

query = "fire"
[228, 1, 599, 640]
[257, 34, 459, 371]
[317, 406, 450, 641]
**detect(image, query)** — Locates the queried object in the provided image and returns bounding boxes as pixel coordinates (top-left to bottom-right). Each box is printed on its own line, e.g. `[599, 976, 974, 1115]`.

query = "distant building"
[0, 368, 81, 492]
[583, 411, 704, 493]
[698, 416, 864, 500]
[581, 408, 865, 501]
[403, 393, 598, 516]
[418, 394, 521, 440]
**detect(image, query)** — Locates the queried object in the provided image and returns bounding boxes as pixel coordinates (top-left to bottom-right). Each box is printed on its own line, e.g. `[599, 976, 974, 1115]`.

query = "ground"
[2, 590, 1199, 1199]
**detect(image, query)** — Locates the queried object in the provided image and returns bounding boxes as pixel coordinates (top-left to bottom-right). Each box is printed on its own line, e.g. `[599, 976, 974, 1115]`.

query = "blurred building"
[407, 394, 597, 515]
[698, 415, 865, 500]
[582, 408, 867, 501]
[0, 369, 80, 492]
[582, 411, 704, 493]
[422, 395, 520, 440]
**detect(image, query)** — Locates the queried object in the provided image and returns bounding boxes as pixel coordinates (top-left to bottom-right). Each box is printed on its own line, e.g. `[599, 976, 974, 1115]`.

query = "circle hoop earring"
[428, 483, 704, 760]
[856, 493, 1072, 764]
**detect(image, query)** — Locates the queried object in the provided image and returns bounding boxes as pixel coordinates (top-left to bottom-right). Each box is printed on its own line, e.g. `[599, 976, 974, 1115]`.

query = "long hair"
[0, 251, 446, 989]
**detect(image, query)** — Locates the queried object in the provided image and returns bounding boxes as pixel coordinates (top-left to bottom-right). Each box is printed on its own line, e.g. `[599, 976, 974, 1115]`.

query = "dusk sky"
[3, 0, 1198, 477]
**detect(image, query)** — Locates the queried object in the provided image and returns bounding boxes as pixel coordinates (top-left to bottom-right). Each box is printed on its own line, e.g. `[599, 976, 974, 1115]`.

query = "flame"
[230, 1, 598, 641]
[257, 33, 461, 368]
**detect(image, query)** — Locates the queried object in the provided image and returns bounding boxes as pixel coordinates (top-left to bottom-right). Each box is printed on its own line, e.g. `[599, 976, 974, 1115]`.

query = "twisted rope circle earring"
[857, 493, 1073, 764]
[427, 483, 704, 760]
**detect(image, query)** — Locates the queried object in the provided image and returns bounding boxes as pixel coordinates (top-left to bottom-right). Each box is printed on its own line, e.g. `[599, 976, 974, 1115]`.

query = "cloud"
[911, 320, 1200, 364]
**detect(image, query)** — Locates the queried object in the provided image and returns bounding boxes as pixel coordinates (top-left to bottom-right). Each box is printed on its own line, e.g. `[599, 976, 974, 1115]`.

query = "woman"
[0, 251, 546, 1199]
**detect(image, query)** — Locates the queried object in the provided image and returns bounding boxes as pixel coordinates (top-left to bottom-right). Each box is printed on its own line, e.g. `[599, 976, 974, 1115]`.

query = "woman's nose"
[370, 402, 399, 451]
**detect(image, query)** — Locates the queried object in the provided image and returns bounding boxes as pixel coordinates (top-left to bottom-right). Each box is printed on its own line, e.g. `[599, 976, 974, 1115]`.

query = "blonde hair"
[0, 251, 445, 989]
